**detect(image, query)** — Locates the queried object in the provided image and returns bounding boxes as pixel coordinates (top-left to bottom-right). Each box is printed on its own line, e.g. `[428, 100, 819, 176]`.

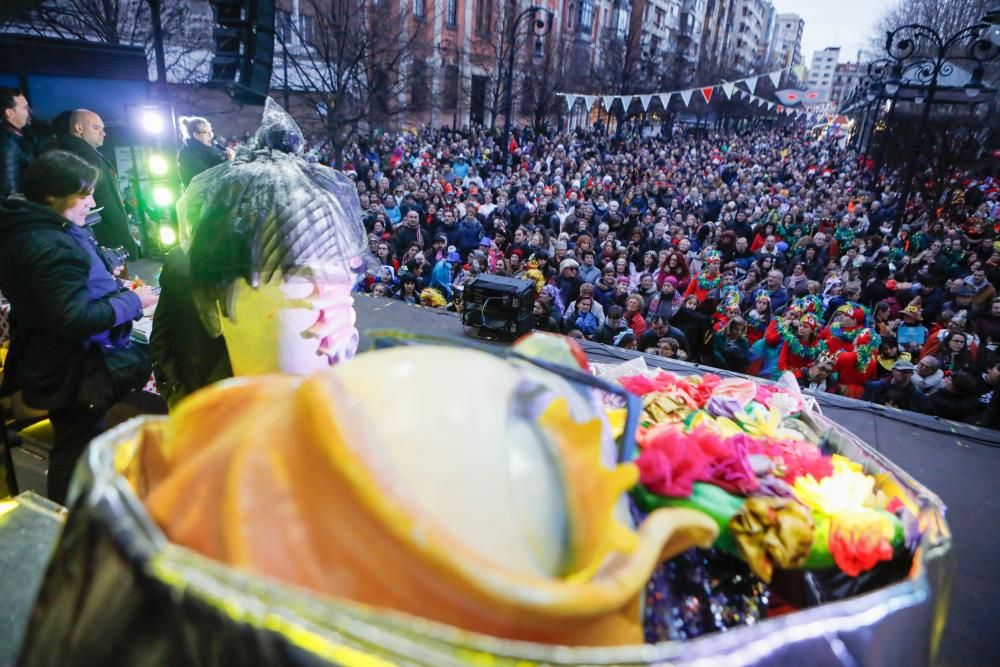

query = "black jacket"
[178, 138, 225, 187]
[58, 134, 138, 259]
[0, 122, 33, 197]
[0, 197, 142, 410]
[149, 246, 231, 406]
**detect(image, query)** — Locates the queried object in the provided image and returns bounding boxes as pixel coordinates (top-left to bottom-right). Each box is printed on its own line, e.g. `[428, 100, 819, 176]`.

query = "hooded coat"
[0, 197, 142, 410]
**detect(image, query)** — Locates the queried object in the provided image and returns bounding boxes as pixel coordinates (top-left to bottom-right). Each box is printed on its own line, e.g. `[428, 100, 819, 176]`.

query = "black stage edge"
[353, 295, 1000, 667]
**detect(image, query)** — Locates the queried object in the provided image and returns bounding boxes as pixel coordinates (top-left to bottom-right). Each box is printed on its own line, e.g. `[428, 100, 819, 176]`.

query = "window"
[476, 0, 493, 35]
[656, 8, 664, 27]
[578, 0, 594, 31]
[277, 10, 292, 45]
[414, 0, 425, 19]
[299, 14, 314, 45]
[444, 64, 459, 109]
[411, 61, 429, 109]
[447, 0, 457, 26]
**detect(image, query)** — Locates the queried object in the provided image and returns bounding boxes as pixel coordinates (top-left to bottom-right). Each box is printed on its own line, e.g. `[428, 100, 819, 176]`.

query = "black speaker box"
[462, 274, 535, 340]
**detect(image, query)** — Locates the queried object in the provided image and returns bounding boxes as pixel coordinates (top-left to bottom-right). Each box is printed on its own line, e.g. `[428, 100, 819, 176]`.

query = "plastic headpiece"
[800, 313, 819, 330]
[178, 99, 373, 334]
[817, 350, 839, 367]
[705, 250, 722, 263]
[251, 97, 305, 155]
[951, 310, 968, 326]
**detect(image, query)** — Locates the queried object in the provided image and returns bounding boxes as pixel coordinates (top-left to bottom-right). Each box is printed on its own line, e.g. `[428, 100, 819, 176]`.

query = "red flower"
[637, 426, 760, 498]
[828, 511, 896, 577]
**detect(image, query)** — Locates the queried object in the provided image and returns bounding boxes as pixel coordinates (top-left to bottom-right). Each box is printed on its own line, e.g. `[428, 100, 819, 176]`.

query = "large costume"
[150, 100, 370, 406]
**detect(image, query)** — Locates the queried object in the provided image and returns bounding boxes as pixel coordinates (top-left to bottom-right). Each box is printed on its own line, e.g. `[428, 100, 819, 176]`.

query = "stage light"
[159, 225, 177, 246]
[141, 108, 165, 134]
[152, 185, 174, 207]
[148, 153, 169, 176]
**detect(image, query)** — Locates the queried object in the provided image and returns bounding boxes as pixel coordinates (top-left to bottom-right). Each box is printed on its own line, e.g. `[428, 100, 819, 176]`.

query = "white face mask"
[220, 268, 358, 377]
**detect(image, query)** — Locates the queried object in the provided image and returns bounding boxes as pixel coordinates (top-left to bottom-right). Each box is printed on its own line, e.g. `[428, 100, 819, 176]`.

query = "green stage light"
[152, 185, 174, 207]
[148, 154, 169, 176]
[159, 225, 177, 246]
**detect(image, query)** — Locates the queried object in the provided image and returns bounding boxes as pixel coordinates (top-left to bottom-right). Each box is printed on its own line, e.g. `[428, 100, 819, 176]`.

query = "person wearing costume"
[683, 250, 723, 305]
[778, 313, 825, 379]
[745, 293, 772, 345]
[821, 303, 867, 355]
[747, 303, 802, 379]
[832, 328, 880, 399]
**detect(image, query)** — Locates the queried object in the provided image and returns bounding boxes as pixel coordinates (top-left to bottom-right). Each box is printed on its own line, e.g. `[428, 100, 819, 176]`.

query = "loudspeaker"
[209, 0, 275, 103]
[462, 274, 535, 341]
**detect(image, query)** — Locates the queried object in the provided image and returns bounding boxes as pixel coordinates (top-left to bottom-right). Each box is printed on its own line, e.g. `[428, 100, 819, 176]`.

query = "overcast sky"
[776, 0, 897, 66]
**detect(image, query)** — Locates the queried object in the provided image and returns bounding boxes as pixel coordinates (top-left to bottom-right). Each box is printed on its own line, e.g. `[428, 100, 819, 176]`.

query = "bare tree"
[1, 0, 213, 83]
[280, 0, 429, 166]
[868, 0, 992, 56]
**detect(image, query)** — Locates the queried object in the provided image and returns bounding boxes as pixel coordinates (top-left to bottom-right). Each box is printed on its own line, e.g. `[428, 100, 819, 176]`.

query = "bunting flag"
[659, 92, 672, 108]
[768, 71, 782, 88]
[745, 76, 759, 95]
[564, 94, 578, 111]
[793, 65, 806, 81]
[582, 95, 596, 112]
[785, 108, 795, 116]
[603, 95, 618, 112]
[679, 89, 693, 106]
[700, 86, 714, 103]
[767, 101, 775, 110]
[721, 82, 736, 100]
[639, 94, 653, 111]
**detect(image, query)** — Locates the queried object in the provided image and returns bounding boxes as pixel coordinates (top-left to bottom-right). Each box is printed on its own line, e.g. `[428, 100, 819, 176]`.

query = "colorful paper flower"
[729, 497, 815, 582]
[792, 455, 876, 515]
[636, 426, 713, 497]
[828, 509, 896, 577]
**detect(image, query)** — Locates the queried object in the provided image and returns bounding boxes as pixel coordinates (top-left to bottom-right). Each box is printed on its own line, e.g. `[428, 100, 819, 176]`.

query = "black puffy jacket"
[0, 197, 142, 410]
[178, 138, 225, 187]
[0, 123, 33, 197]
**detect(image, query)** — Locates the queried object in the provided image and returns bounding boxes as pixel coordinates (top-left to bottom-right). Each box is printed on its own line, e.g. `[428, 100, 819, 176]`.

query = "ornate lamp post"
[499, 3, 553, 168]
[880, 22, 999, 228]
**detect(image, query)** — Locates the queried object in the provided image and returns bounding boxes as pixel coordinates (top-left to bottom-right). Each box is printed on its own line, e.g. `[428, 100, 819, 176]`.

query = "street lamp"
[500, 4, 554, 168]
[880, 21, 1000, 226]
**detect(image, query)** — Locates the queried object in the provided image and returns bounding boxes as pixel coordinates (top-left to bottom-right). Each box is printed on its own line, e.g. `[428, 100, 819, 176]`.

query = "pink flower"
[636, 426, 714, 497]
[708, 436, 760, 495]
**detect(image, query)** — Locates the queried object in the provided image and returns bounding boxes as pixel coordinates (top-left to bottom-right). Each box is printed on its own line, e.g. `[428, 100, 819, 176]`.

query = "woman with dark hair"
[712, 316, 750, 373]
[928, 372, 981, 423]
[0, 150, 158, 503]
[935, 331, 973, 375]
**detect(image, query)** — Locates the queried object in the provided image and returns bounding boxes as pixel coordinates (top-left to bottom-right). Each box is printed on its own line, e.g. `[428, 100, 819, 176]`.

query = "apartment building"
[768, 12, 803, 70]
[807, 46, 841, 102]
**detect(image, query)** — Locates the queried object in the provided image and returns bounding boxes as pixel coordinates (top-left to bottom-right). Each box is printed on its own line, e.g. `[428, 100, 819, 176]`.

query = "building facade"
[768, 12, 803, 70]
[807, 46, 841, 102]
[830, 61, 865, 106]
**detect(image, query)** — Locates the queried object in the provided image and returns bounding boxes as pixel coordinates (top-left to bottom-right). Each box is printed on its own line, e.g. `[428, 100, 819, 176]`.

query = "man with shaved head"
[59, 108, 138, 257]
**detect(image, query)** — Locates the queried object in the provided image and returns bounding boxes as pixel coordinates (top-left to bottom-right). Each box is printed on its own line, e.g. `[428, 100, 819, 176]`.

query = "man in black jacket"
[0, 151, 157, 502]
[0, 87, 33, 196]
[59, 109, 139, 258]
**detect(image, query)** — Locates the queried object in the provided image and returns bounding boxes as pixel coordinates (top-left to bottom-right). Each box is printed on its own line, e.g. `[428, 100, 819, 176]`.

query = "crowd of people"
[2, 84, 999, 506]
[339, 121, 1000, 427]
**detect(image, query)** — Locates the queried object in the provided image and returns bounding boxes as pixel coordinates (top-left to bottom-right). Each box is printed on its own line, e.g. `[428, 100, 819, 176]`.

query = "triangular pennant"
[700, 86, 714, 103]
[639, 94, 653, 111]
[793, 65, 806, 81]
[582, 95, 596, 112]
[679, 89, 693, 106]
[603, 95, 617, 111]
[658, 92, 671, 108]
[768, 71, 782, 87]
[777, 104, 784, 113]
[745, 76, 759, 95]
[786, 108, 795, 116]
[564, 94, 578, 111]
[721, 82, 736, 100]
[767, 102, 775, 110]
